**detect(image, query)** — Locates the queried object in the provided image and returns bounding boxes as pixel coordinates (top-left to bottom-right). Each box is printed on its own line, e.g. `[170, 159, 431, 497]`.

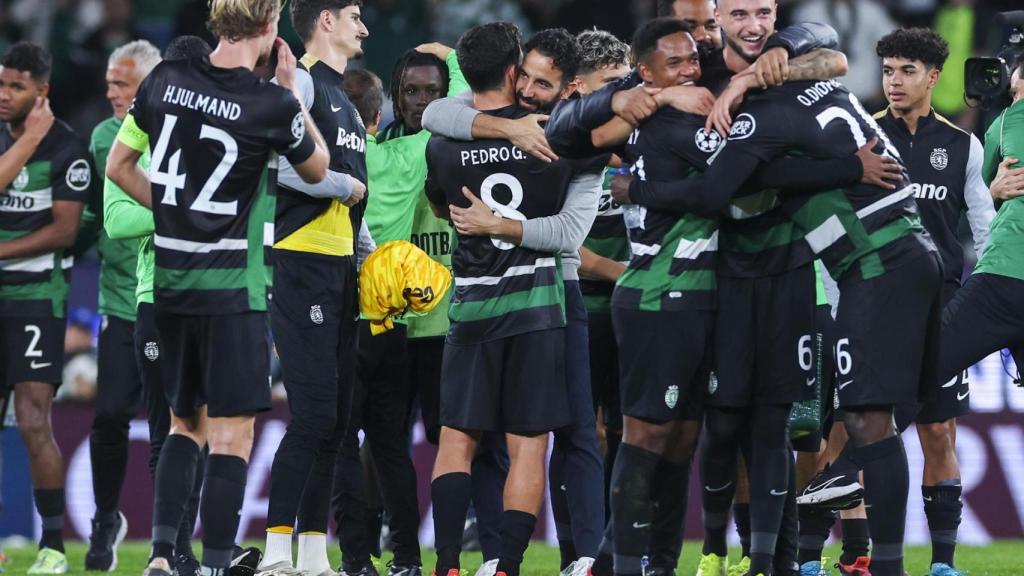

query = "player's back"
[739, 79, 934, 278]
[129, 56, 307, 314]
[425, 105, 576, 343]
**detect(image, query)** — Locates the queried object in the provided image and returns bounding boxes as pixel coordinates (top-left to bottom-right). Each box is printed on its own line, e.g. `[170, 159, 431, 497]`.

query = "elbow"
[833, 52, 849, 77]
[301, 153, 329, 184]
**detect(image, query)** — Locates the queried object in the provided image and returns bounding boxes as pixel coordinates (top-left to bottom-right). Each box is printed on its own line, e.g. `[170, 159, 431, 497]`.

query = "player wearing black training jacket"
[105, 1, 330, 575]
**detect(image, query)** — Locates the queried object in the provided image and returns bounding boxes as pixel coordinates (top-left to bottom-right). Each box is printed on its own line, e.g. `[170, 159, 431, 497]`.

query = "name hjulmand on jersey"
[162, 84, 241, 121]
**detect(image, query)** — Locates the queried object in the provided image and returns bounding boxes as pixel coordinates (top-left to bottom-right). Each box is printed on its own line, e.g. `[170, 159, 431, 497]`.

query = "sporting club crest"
[930, 148, 948, 171]
[665, 385, 679, 409]
[310, 304, 324, 325]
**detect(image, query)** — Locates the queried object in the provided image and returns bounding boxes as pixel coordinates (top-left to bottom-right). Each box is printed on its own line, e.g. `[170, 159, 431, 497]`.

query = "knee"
[917, 421, 955, 455]
[17, 412, 50, 444]
[207, 419, 254, 459]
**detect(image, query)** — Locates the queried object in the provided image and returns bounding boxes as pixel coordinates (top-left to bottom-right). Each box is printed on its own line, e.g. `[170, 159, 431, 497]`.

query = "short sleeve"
[51, 141, 94, 203]
[658, 112, 725, 168]
[116, 112, 150, 153]
[272, 89, 316, 165]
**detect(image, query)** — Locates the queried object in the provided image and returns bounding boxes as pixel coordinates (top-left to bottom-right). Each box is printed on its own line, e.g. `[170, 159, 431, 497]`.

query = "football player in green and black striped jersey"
[106, 1, 330, 575]
[0, 42, 90, 575]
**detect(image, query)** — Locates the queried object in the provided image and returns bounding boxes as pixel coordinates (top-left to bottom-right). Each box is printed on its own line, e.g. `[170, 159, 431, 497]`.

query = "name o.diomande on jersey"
[461, 144, 528, 167]
[163, 84, 241, 121]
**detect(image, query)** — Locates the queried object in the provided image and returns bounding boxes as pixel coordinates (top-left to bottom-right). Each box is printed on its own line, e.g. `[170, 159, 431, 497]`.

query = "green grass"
[2, 541, 1022, 576]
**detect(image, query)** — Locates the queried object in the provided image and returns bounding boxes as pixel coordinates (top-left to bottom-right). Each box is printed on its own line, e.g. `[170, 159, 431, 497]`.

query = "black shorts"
[835, 253, 942, 410]
[587, 310, 621, 429]
[156, 310, 272, 418]
[712, 264, 818, 407]
[613, 306, 709, 422]
[791, 303, 837, 452]
[440, 328, 569, 435]
[408, 336, 444, 445]
[0, 314, 64, 389]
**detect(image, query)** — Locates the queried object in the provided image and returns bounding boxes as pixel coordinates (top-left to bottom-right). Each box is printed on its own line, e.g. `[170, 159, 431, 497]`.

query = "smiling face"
[882, 56, 939, 114]
[716, 0, 776, 63]
[516, 49, 574, 113]
[0, 66, 44, 124]
[399, 64, 444, 132]
[106, 57, 144, 120]
[638, 31, 702, 90]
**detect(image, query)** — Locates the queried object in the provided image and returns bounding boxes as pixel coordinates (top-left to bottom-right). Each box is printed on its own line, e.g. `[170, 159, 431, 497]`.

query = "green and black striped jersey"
[580, 166, 630, 313]
[629, 80, 935, 281]
[0, 120, 92, 317]
[425, 105, 591, 344]
[615, 108, 720, 312]
[118, 56, 316, 315]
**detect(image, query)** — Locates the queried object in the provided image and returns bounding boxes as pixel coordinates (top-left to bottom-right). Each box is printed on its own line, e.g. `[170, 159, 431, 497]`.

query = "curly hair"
[457, 22, 522, 93]
[388, 49, 449, 130]
[1, 42, 52, 82]
[207, 0, 281, 42]
[876, 28, 949, 70]
[576, 28, 629, 76]
[523, 28, 582, 86]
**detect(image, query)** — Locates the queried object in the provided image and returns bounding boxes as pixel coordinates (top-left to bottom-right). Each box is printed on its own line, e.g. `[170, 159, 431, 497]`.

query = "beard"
[516, 91, 557, 114]
[723, 32, 760, 64]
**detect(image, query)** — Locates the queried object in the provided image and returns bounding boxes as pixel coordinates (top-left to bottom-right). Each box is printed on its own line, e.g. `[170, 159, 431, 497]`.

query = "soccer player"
[0, 41, 89, 575]
[330, 42, 467, 576]
[620, 66, 941, 576]
[424, 28, 608, 576]
[100, 35, 215, 576]
[797, 28, 994, 576]
[256, 1, 369, 574]
[425, 22, 596, 576]
[105, 1, 330, 574]
[84, 39, 161, 572]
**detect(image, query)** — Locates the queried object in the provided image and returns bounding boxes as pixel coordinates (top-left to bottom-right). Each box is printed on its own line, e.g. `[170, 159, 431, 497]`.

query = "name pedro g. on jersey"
[616, 108, 720, 312]
[118, 56, 315, 315]
[0, 120, 92, 318]
[721, 79, 933, 280]
[425, 105, 579, 345]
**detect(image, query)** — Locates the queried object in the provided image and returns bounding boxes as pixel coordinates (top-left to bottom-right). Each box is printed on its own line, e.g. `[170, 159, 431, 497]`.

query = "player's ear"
[637, 62, 653, 85]
[560, 78, 579, 100]
[928, 67, 941, 89]
[36, 81, 49, 99]
[319, 9, 334, 32]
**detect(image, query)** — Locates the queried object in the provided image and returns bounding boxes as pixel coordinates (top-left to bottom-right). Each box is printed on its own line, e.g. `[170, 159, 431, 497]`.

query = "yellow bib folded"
[359, 240, 452, 335]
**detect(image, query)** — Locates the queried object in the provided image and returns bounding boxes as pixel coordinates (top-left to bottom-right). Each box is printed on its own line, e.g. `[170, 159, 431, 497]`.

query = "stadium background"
[0, 0, 1022, 549]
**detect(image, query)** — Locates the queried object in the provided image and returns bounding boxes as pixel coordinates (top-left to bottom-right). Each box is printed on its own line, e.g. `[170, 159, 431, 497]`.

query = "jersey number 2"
[151, 114, 240, 216]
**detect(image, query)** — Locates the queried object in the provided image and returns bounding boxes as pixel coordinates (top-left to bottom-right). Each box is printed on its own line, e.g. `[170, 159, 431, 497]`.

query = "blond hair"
[207, 0, 281, 42]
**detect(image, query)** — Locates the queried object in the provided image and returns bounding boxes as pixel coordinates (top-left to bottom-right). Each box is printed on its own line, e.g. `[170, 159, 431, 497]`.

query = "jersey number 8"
[480, 172, 527, 250]
[151, 114, 240, 216]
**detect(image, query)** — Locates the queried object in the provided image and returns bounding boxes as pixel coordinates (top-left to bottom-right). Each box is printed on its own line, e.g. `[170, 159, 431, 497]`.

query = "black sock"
[923, 482, 962, 567]
[432, 472, 472, 573]
[840, 518, 870, 565]
[734, 503, 751, 558]
[89, 416, 130, 523]
[748, 404, 791, 576]
[649, 458, 690, 569]
[200, 455, 248, 571]
[176, 448, 205, 558]
[604, 429, 621, 525]
[797, 507, 836, 565]
[610, 443, 660, 576]
[496, 510, 536, 576]
[549, 448, 575, 569]
[700, 408, 744, 557]
[593, 523, 614, 576]
[856, 436, 908, 576]
[152, 435, 199, 561]
[34, 489, 65, 552]
[774, 451, 799, 575]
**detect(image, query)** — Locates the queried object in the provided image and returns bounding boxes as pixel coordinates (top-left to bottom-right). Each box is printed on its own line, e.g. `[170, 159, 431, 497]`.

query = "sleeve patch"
[728, 113, 757, 140]
[65, 158, 92, 191]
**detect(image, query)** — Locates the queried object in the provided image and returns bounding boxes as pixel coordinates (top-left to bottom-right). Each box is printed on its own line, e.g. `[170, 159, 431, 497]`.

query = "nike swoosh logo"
[838, 379, 854, 390]
[957, 390, 970, 401]
[806, 377, 816, 387]
[705, 482, 733, 493]
[770, 489, 788, 496]
[331, 104, 343, 112]
[923, 496, 933, 502]
[29, 360, 52, 369]
[632, 522, 650, 529]
[805, 475, 845, 493]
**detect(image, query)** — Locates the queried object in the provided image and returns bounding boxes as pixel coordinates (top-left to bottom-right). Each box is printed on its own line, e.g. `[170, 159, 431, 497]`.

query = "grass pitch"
[2, 541, 1022, 576]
